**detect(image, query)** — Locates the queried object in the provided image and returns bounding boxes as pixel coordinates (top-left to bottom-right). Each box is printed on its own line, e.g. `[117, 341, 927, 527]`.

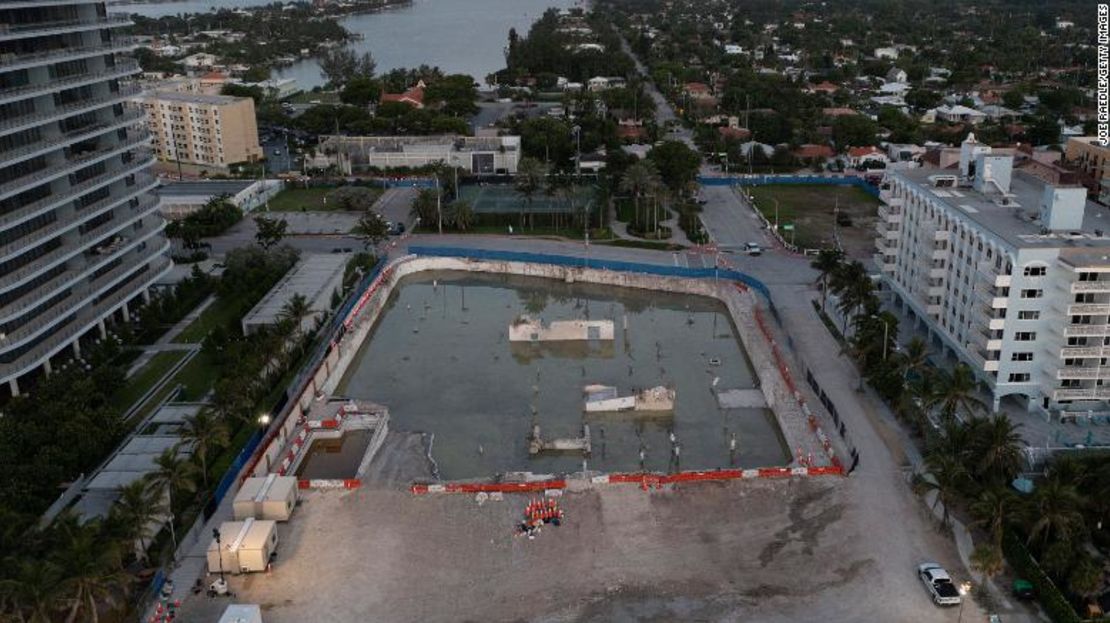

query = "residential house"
[380, 80, 426, 108]
[886, 143, 926, 163]
[885, 67, 907, 84]
[794, 144, 835, 161]
[847, 145, 889, 168]
[874, 47, 899, 60]
[933, 104, 987, 125]
[181, 52, 220, 70]
[807, 81, 840, 95]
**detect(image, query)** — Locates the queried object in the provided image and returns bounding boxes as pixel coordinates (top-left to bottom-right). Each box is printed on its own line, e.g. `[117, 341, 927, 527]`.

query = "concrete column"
[43, 360, 52, 377]
[991, 393, 1001, 413]
[97, 319, 107, 339]
[120, 301, 130, 323]
[8, 378, 19, 398]
[141, 288, 152, 305]
[72, 340, 81, 357]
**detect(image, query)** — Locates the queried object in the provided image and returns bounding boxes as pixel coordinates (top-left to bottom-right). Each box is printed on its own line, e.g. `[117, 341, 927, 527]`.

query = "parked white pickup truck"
[918, 562, 962, 606]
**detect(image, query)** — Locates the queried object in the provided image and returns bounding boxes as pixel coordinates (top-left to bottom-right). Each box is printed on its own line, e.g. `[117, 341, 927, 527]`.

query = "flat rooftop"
[242, 253, 350, 329]
[895, 167, 1110, 251]
[157, 180, 256, 197]
[147, 90, 245, 106]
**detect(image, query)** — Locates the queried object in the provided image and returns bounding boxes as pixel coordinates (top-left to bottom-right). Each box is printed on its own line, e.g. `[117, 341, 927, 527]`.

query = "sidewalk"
[127, 294, 214, 378]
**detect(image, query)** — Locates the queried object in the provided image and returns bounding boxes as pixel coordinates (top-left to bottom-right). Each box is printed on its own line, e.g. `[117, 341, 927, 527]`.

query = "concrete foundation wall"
[313, 256, 825, 468]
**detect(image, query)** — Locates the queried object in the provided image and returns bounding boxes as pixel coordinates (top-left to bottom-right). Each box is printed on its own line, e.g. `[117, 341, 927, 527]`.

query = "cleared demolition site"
[177, 251, 961, 623]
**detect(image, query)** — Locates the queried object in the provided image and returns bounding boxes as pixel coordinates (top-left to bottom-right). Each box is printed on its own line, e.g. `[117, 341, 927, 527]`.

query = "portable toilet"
[207, 518, 278, 575]
[233, 474, 298, 521]
[218, 604, 263, 623]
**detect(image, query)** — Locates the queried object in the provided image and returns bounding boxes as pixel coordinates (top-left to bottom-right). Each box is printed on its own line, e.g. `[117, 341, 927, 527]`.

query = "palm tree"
[409, 188, 438, 225]
[111, 479, 167, 563]
[51, 520, 127, 623]
[898, 336, 930, 382]
[515, 157, 547, 229]
[970, 542, 1004, 580]
[1023, 478, 1085, 548]
[352, 213, 389, 251]
[809, 247, 843, 313]
[278, 293, 313, 337]
[970, 486, 1017, 551]
[912, 451, 969, 527]
[178, 409, 230, 488]
[619, 160, 662, 235]
[969, 415, 1024, 484]
[925, 364, 987, 422]
[831, 261, 872, 333]
[448, 200, 475, 231]
[0, 558, 64, 623]
[147, 448, 198, 551]
[1068, 556, 1103, 602]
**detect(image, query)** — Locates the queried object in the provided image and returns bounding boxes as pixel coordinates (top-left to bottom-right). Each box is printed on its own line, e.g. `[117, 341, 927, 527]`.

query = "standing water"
[338, 271, 789, 480]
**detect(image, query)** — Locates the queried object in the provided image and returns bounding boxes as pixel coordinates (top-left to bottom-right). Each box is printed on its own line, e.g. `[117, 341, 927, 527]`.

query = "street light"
[571, 125, 581, 179]
[258, 413, 271, 427]
[957, 581, 971, 623]
[212, 528, 225, 584]
[871, 314, 891, 361]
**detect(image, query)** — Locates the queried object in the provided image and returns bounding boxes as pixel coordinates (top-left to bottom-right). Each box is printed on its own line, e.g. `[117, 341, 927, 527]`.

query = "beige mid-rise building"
[141, 91, 262, 170]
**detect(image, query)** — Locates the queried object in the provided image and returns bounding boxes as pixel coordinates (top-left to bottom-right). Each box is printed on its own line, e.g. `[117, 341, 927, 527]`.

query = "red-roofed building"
[807, 81, 840, 95]
[847, 145, 888, 168]
[822, 107, 858, 118]
[683, 82, 712, 99]
[793, 144, 835, 161]
[717, 126, 752, 141]
[380, 80, 426, 109]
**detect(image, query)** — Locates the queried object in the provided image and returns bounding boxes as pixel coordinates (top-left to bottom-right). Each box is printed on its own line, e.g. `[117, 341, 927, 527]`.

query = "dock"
[528, 423, 591, 455]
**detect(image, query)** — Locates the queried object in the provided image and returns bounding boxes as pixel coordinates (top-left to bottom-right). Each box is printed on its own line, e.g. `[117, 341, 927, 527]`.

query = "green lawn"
[109, 351, 187, 417]
[264, 187, 382, 212]
[172, 350, 219, 402]
[173, 297, 243, 344]
[743, 184, 880, 254]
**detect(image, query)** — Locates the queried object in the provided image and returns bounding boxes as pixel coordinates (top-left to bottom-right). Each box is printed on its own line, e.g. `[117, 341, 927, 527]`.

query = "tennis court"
[459, 184, 596, 214]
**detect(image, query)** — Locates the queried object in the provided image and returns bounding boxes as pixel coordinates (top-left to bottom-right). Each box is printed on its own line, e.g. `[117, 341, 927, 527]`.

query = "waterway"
[116, 0, 583, 88]
[337, 271, 789, 480]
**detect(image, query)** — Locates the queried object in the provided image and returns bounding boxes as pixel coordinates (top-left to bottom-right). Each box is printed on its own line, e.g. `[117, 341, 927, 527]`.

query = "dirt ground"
[744, 185, 880, 259]
[178, 459, 973, 622]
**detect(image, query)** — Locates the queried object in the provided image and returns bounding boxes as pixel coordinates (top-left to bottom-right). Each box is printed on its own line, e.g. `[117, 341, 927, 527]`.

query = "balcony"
[931, 248, 948, 260]
[0, 60, 140, 106]
[0, 36, 137, 73]
[0, 189, 160, 295]
[877, 204, 903, 223]
[873, 253, 895, 273]
[1067, 303, 1110, 316]
[0, 108, 144, 168]
[933, 230, 950, 241]
[1072, 281, 1110, 294]
[976, 262, 1011, 288]
[1053, 387, 1110, 401]
[1064, 324, 1110, 338]
[974, 285, 1008, 309]
[0, 134, 150, 203]
[0, 15, 131, 42]
[0, 82, 142, 137]
[875, 222, 899, 239]
[973, 306, 1006, 331]
[0, 155, 153, 233]
[0, 236, 167, 351]
[1056, 367, 1107, 380]
[926, 303, 941, 315]
[968, 348, 1001, 372]
[928, 267, 946, 279]
[0, 189, 157, 268]
[876, 237, 898, 251]
[1058, 345, 1105, 358]
[0, 253, 171, 383]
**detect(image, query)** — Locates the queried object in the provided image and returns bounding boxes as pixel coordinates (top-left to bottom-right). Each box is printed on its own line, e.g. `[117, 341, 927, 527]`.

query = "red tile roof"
[847, 145, 883, 158]
[794, 144, 835, 159]
[380, 81, 425, 108]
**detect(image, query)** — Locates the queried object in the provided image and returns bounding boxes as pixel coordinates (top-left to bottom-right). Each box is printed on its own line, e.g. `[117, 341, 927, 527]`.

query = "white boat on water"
[583, 384, 675, 413]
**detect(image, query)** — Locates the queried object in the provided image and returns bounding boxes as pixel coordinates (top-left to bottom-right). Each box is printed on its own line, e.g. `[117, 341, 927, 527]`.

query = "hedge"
[1002, 531, 1082, 623]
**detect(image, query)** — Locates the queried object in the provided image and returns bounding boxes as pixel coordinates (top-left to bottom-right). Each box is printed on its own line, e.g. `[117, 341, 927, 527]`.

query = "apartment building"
[140, 91, 262, 171]
[1063, 136, 1110, 197]
[0, 0, 170, 397]
[876, 133, 1110, 416]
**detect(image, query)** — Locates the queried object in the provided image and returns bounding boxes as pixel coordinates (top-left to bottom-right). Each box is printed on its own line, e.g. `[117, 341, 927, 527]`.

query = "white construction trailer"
[219, 604, 263, 623]
[207, 518, 278, 575]
[233, 474, 298, 521]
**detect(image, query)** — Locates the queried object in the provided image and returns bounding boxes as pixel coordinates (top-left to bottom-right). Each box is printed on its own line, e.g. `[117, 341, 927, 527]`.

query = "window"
[1023, 265, 1047, 277]
[1011, 352, 1034, 361]
[1021, 289, 1043, 299]
[1014, 332, 1037, 341]
[1007, 373, 1031, 383]
[1017, 310, 1040, 320]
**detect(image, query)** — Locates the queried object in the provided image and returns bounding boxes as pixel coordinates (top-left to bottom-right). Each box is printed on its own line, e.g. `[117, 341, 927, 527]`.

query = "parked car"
[917, 562, 962, 606]
[386, 221, 406, 236]
[743, 242, 762, 256]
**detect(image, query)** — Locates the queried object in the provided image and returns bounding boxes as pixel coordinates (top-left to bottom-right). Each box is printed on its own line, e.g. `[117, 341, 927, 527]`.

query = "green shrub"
[1002, 531, 1081, 623]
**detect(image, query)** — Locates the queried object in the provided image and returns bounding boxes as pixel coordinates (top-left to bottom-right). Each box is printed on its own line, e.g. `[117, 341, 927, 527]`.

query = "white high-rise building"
[876, 133, 1110, 415]
[0, 1, 169, 397]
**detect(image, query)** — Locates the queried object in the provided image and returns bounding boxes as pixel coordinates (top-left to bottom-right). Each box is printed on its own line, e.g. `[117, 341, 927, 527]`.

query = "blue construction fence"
[698, 174, 881, 197]
[373, 177, 436, 189]
[407, 246, 778, 317]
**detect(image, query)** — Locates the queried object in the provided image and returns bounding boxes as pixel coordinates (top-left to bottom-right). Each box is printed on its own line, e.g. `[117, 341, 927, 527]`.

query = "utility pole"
[435, 176, 443, 235]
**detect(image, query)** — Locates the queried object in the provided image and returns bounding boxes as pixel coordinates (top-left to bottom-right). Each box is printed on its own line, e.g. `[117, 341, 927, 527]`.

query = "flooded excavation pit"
[338, 271, 790, 480]
[295, 430, 373, 480]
